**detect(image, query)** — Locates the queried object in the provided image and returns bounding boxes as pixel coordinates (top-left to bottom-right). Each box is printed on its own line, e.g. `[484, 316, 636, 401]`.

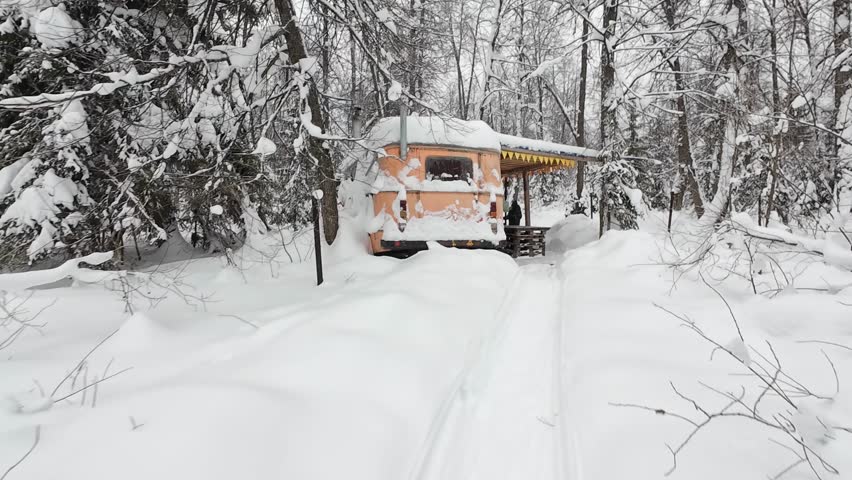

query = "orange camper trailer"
[367, 116, 504, 254]
[365, 115, 600, 255]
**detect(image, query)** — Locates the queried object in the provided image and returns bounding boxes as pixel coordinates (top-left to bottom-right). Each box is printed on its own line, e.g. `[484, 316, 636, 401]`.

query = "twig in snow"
[770, 458, 806, 480]
[796, 340, 852, 352]
[699, 273, 744, 342]
[129, 416, 145, 431]
[218, 314, 259, 329]
[608, 401, 699, 427]
[653, 302, 797, 408]
[51, 328, 121, 398]
[92, 358, 115, 408]
[536, 415, 556, 427]
[0, 292, 55, 351]
[637, 301, 845, 478]
[821, 350, 840, 398]
[52, 367, 133, 404]
[0, 425, 40, 480]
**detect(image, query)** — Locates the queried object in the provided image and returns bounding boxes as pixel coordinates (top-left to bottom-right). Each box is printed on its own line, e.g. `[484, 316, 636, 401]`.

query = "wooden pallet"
[501, 226, 549, 258]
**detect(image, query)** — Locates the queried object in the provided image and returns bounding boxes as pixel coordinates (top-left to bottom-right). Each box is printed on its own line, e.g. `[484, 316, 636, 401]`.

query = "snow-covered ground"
[2, 211, 850, 480]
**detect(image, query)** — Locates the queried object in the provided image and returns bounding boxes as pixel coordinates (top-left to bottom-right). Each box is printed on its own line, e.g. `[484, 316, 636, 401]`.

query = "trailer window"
[425, 156, 473, 182]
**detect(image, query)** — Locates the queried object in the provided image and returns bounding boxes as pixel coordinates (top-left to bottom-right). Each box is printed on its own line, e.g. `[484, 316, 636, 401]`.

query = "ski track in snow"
[411, 263, 569, 480]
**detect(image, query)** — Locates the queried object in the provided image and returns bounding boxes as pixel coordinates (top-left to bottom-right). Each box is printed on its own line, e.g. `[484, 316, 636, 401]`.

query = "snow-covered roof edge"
[366, 116, 501, 151]
[365, 115, 601, 162]
[497, 133, 600, 161]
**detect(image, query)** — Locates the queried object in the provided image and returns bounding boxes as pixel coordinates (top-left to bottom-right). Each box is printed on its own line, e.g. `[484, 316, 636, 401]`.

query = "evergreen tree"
[599, 149, 640, 230]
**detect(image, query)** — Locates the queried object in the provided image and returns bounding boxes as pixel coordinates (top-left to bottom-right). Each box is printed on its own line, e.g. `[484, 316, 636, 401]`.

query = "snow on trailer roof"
[366, 115, 601, 173]
[367, 116, 501, 151]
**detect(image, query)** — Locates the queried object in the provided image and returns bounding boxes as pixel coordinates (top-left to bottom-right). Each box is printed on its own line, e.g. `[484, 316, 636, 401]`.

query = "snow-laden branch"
[0, 65, 177, 110]
[0, 252, 113, 290]
[728, 213, 852, 270]
[0, 28, 283, 111]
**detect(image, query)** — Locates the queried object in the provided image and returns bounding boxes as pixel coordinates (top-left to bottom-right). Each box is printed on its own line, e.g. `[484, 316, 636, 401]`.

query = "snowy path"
[414, 263, 565, 480]
[8, 218, 850, 480]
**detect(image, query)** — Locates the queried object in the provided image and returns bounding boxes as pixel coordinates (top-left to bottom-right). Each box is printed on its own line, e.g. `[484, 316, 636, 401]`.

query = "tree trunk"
[408, 0, 426, 100]
[764, 0, 781, 226]
[275, 0, 339, 244]
[670, 58, 704, 216]
[537, 77, 544, 139]
[576, 16, 589, 199]
[350, 27, 358, 127]
[662, 0, 703, 216]
[599, 0, 618, 235]
[705, 113, 738, 222]
[479, 0, 505, 120]
[599, 1, 618, 148]
[833, 0, 852, 217]
[448, 5, 467, 118]
[516, 2, 526, 137]
[703, 0, 746, 225]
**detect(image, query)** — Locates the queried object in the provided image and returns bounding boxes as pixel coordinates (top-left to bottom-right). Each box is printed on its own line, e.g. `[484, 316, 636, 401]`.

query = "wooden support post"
[599, 184, 606, 238]
[668, 191, 674, 233]
[312, 196, 324, 286]
[523, 171, 531, 226]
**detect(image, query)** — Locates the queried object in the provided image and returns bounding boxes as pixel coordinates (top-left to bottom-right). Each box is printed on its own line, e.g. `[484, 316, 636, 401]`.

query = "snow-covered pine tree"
[0, 98, 93, 264]
[0, 4, 99, 266]
[0, 1, 311, 266]
[599, 148, 640, 230]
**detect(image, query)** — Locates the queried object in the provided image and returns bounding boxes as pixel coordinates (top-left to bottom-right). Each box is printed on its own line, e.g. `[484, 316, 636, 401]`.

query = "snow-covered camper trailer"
[366, 116, 599, 255]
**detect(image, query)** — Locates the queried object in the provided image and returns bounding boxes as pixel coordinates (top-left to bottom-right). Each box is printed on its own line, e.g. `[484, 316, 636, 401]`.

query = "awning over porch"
[498, 133, 600, 175]
[497, 133, 600, 230]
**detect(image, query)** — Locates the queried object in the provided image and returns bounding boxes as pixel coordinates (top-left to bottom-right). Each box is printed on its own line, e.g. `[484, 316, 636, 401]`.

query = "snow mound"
[0, 237, 520, 480]
[105, 313, 172, 354]
[546, 214, 598, 254]
[367, 116, 501, 151]
[327, 213, 372, 262]
[562, 228, 659, 269]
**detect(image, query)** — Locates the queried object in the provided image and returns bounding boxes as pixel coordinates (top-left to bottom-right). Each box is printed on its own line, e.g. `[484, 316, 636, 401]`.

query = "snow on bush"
[0, 99, 92, 262]
[32, 5, 81, 49]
